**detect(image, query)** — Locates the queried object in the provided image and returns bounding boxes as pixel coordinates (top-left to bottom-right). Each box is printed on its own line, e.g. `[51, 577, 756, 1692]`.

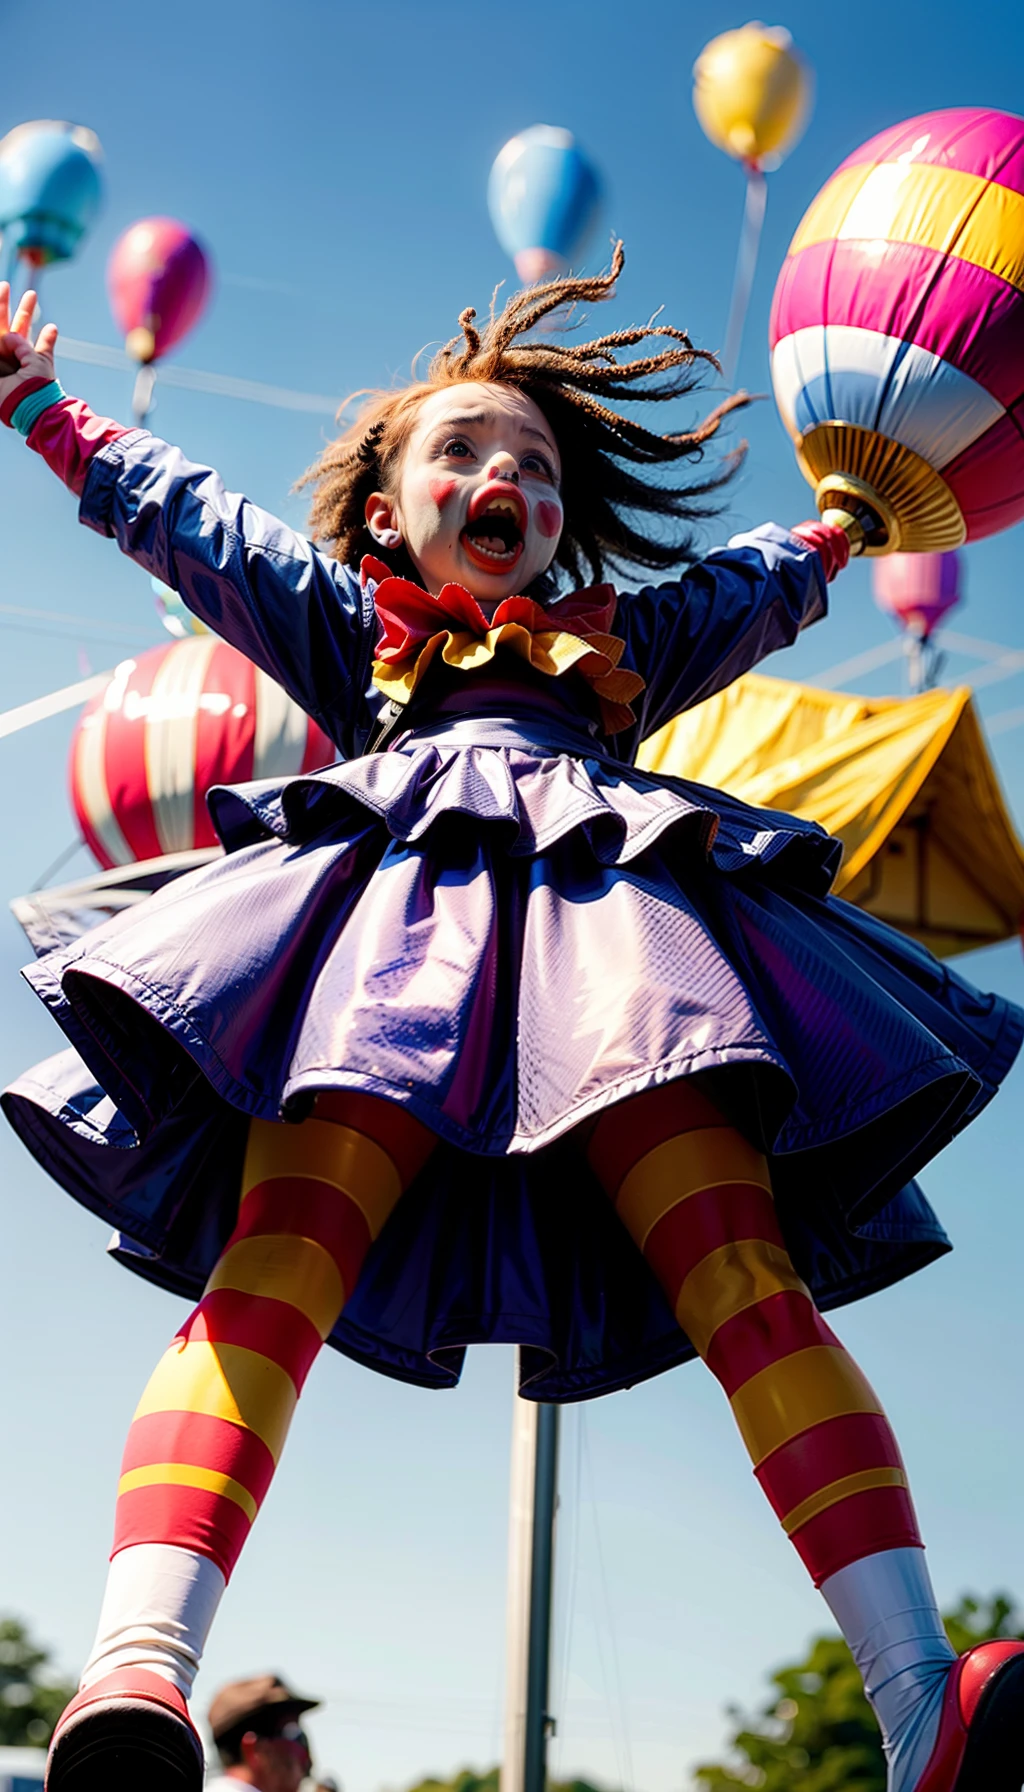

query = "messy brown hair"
[298, 242, 746, 595]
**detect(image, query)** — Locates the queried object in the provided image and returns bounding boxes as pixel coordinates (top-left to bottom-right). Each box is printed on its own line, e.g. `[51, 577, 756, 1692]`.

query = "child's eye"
[441, 437, 473, 459]
[521, 451, 556, 481]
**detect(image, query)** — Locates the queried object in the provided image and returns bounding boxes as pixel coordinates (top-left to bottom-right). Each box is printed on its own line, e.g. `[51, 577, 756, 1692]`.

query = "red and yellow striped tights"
[81, 1093, 435, 1694]
[115, 1094, 434, 1576]
[587, 1082, 963, 1788]
[588, 1081, 921, 1586]
[108, 1074, 919, 1597]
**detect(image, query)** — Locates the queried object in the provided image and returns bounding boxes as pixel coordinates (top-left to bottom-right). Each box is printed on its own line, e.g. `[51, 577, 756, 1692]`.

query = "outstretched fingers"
[0, 316, 57, 388]
[11, 289, 38, 341]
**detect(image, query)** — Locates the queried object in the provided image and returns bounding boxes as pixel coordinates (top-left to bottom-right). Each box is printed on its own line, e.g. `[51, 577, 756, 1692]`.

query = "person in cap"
[206, 1675, 318, 1792]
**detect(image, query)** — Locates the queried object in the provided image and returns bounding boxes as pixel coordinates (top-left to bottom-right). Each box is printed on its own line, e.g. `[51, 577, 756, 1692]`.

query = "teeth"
[481, 498, 520, 519]
[467, 534, 517, 561]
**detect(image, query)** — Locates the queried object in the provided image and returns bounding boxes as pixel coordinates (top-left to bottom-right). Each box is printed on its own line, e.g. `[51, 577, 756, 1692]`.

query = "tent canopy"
[639, 674, 1024, 958]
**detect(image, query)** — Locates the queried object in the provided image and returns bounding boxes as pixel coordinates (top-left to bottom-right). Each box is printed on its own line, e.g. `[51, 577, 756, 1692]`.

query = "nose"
[486, 452, 519, 484]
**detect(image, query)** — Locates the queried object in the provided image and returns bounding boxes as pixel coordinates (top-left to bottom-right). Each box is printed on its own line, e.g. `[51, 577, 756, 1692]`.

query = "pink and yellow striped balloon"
[770, 108, 1024, 551]
[71, 638, 335, 869]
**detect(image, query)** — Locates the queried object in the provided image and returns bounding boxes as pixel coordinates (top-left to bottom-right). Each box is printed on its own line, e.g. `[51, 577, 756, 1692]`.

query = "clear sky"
[2, 2, 1024, 1788]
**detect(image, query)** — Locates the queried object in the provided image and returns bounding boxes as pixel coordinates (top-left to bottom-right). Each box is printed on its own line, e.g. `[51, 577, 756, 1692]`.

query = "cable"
[30, 836, 88, 891]
[59, 336, 344, 416]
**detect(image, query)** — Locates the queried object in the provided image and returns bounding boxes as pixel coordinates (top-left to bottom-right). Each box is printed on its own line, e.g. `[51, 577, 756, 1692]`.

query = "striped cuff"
[11, 379, 66, 436]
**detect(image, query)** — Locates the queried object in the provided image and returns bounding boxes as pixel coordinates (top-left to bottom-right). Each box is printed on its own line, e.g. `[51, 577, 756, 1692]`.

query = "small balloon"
[693, 24, 812, 169]
[488, 125, 601, 282]
[151, 577, 210, 638]
[0, 120, 103, 268]
[108, 217, 212, 364]
[872, 551, 963, 639]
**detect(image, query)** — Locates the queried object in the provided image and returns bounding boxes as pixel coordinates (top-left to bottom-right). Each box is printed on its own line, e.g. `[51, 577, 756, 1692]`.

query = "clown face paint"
[366, 382, 563, 614]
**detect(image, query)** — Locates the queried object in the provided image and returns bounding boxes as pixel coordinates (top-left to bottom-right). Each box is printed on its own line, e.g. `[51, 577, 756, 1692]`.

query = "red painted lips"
[461, 480, 528, 573]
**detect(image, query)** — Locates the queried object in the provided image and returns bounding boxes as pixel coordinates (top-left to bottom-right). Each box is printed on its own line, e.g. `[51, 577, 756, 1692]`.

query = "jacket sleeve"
[78, 428, 377, 755]
[620, 524, 829, 742]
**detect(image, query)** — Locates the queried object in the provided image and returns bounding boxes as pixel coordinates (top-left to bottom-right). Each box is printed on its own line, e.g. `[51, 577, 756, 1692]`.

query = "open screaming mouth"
[461, 486, 527, 571]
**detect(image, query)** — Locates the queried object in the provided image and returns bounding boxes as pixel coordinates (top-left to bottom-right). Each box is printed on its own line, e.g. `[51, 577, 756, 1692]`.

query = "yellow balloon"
[693, 23, 812, 168]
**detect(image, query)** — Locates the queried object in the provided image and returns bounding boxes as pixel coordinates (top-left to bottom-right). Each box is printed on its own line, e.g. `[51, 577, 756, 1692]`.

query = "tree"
[0, 1617, 76, 1748]
[405, 1770, 607, 1792]
[691, 1594, 1024, 1791]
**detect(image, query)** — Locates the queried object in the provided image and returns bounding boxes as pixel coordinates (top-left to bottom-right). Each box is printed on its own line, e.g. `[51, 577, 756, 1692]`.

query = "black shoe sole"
[957, 1654, 1024, 1791]
[46, 1697, 204, 1791]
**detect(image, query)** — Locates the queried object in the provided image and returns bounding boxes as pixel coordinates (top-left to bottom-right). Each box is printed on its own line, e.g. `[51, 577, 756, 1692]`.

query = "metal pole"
[501, 1359, 560, 1792]
[524, 1401, 559, 1792]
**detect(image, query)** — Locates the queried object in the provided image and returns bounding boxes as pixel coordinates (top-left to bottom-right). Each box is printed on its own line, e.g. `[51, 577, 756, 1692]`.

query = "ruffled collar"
[362, 556, 644, 734]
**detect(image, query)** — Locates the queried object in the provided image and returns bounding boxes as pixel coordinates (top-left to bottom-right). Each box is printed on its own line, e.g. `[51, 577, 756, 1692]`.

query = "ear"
[364, 490, 403, 551]
[240, 1732, 261, 1768]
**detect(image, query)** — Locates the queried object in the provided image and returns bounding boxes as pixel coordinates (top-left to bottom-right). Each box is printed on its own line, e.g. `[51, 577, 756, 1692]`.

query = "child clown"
[1, 249, 1022, 1792]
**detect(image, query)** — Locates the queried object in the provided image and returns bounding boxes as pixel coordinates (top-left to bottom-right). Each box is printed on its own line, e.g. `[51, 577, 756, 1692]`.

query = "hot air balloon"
[871, 549, 963, 691]
[70, 637, 333, 869]
[107, 216, 213, 424]
[0, 119, 103, 295]
[771, 107, 1024, 555]
[693, 24, 813, 383]
[488, 125, 602, 284]
[873, 551, 963, 638]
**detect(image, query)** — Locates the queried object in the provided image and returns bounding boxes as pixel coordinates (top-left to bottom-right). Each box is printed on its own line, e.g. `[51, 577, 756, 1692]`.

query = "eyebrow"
[432, 412, 560, 461]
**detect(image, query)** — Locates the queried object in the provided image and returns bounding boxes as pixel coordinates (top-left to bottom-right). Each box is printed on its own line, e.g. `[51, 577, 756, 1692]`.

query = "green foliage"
[690, 1594, 1024, 1791]
[404, 1771, 607, 1792]
[406, 1773, 501, 1792]
[0, 1616, 76, 1749]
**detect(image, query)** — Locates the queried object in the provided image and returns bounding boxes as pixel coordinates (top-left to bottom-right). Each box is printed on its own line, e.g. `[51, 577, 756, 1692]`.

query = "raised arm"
[620, 520, 849, 744]
[0, 287, 375, 756]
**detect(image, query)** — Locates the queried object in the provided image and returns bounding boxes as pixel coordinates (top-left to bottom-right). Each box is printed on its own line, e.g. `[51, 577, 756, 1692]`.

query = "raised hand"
[0, 282, 60, 410]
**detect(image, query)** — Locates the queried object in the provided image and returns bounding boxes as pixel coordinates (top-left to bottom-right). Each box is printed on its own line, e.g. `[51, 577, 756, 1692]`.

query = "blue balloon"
[488, 125, 601, 282]
[0, 121, 103, 266]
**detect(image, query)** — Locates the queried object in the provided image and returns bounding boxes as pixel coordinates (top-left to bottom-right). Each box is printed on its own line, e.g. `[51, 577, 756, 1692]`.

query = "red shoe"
[916, 1641, 1024, 1791]
[45, 1668, 204, 1790]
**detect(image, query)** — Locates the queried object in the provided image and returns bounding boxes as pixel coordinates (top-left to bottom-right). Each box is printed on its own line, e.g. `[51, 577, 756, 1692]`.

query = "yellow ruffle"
[372, 622, 645, 735]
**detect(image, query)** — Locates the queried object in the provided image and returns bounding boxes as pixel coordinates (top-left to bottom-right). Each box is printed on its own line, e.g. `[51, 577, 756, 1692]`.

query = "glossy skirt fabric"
[6, 726, 1021, 1399]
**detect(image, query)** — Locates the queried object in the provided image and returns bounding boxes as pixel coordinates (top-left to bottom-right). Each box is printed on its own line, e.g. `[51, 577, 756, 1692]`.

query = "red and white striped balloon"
[71, 637, 335, 869]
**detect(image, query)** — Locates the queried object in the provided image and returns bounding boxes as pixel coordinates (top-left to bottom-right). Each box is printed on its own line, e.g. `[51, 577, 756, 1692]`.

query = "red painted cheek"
[536, 500, 563, 539]
[428, 477, 457, 510]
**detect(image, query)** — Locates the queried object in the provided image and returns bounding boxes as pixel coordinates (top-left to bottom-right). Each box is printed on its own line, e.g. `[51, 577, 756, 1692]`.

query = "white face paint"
[364, 382, 565, 615]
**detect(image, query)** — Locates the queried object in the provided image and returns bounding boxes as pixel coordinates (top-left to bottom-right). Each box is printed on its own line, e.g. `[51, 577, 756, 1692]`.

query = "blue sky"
[3, 1, 1024, 1787]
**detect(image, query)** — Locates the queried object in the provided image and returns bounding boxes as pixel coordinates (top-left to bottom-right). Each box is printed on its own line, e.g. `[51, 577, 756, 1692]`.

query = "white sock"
[821, 1547, 955, 1791]
[80, 1543, 226, 1699]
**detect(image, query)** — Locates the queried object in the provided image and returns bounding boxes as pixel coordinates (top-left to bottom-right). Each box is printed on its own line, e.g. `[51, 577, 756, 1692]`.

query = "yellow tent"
[638, 674, 1024, 958]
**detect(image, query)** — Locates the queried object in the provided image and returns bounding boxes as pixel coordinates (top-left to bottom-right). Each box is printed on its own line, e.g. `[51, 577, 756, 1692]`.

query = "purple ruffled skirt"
[5, 715, 1020, 1399]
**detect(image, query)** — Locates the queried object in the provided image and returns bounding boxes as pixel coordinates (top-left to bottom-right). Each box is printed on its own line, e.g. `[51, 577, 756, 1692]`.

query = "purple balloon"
[107, 216, 211, 363]
[872, 551, 963, 639]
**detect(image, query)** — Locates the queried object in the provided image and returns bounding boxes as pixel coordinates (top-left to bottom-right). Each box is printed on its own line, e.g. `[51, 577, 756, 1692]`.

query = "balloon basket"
[796, 423, 966, 556]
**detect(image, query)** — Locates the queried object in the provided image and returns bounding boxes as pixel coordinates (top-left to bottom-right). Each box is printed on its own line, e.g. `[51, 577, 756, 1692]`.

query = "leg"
[48, 1095, 433, 1790]
[589, 1082, 1024, 1792]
